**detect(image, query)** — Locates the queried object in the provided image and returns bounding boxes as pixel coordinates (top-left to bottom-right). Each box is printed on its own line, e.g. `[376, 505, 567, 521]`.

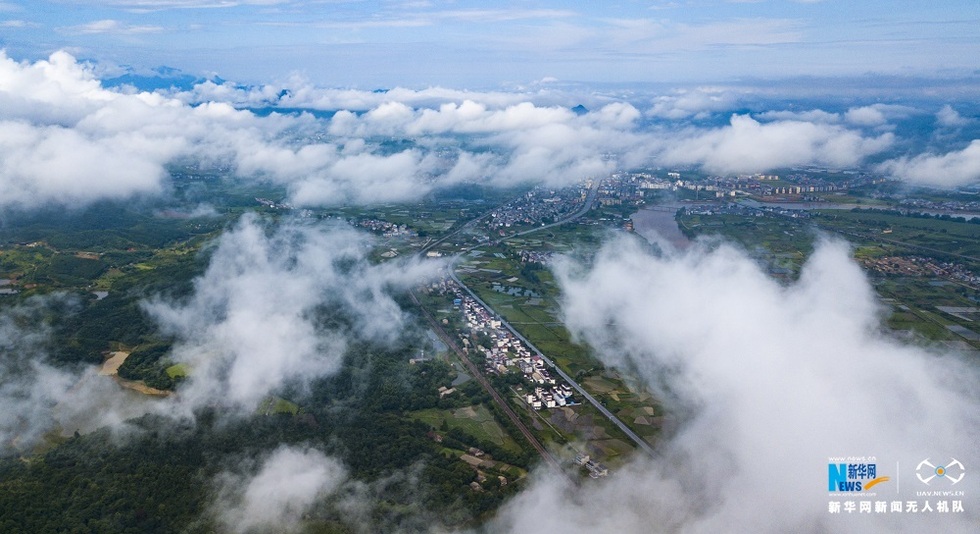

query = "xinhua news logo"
[828, 462, 890, 492]
[916, 458, 965, 485]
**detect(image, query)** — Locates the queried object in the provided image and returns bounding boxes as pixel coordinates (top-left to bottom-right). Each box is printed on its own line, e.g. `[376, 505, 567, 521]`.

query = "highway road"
[451, 178, 656, 456]
[418, 178, 657, 458]
[448, 267, 657, 457]
[410, 290, 568, 478]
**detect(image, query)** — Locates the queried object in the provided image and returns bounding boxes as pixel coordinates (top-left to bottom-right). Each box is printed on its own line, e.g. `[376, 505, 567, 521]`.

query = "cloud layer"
[144, 214, 441, 415]
[6, 50, 967, 212]
[660, 114, 894, 174]
[490, 236, 980, 532]
[878, 140, 980, 188]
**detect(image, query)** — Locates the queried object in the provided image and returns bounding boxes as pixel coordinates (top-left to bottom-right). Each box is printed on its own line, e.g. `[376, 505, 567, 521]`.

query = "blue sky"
[1, 1, 978, 87]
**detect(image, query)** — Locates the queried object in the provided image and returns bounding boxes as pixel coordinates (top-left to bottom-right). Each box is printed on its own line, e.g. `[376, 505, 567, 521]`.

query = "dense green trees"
[0, 197, 533, 532]
[0, 333, 531, 532]
[117, 343, 176, 390]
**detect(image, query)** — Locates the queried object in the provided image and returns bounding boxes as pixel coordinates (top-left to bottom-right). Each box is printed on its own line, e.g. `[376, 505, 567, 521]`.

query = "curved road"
[513, 180, 600, 236]
[492, 179, 602, 244]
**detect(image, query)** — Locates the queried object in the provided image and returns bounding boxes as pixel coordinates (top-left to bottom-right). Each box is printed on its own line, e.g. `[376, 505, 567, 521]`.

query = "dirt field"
[115, 378, 172, 397]
[98, 351, 130, 376]
[98, 351, 172, 396]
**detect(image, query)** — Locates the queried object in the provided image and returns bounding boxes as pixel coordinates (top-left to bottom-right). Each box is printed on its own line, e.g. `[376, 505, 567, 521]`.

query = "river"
[631, 205, 692, 251]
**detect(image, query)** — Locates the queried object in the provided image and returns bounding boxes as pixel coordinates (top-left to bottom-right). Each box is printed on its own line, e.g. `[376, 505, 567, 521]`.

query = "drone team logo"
[828, 462, 890, 492]
[916, 458, 965, 485]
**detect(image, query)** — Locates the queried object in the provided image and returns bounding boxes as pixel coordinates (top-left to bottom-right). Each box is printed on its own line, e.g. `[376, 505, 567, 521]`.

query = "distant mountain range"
[101, 65, 221, 92]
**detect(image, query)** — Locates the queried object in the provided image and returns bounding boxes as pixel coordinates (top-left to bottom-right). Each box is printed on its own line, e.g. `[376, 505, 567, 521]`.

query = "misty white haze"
[0, 295, 185, 451]
[212, 445, 347, 534]
[0, 214, 441, 449]
[488, 236, 980, 533]
[0, 296, 77, 451]
[144, 214, 443, 415]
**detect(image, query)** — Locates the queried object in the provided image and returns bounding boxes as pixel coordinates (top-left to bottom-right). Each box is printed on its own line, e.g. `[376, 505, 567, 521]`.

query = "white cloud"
[0, 51, 275, 208]
[936, 105, 970, 128]
[0, 49, 964, 208]
[0, 51, 451, 208]
[321, 96, 899, 184]
[0, 19, 33, 27]
[844, 104, 918, 128]
[78, 0, 289, 9]
[601, 17, 804, 53]
[433, 8, 577, 23]
[756, 109, 841, 124]
[491, 236, 980, 532]
[845, 105, 888, 127]
[285, 149, 439, 206]
[878, 140, 980, 188]
[659, 114, 893, 174]
[329, 100, 578, 137]
[0, 120, 174, 207]
[212, 445, 347, 534]
[63, 19, 164, 35]
[327, 99, 649, 187]
[647, 87, 740, 120]
[0, 215, 442, 451]
[179, 81, 556, 112]
[0, 50, 115, 123]
[143, 214, 442, 415]
[0, 50, 639, 208]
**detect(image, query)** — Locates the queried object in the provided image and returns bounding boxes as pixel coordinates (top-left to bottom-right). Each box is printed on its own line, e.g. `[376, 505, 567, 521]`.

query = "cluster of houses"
[444, 282, 577, 411]
[597, 173, 643, 206]
[635, 171, 853, 200]
[254, 197, 293, 210]
[524, 384, 575, 411]
[897, 197, 980, 213]
[574, 453, 609, 478]
[679, 203, 810, 220]
[356, 218, 416, 238]
[861, 255, 980, 288]
[518, 250, 552, 265]
[485, 187, 585, 231]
